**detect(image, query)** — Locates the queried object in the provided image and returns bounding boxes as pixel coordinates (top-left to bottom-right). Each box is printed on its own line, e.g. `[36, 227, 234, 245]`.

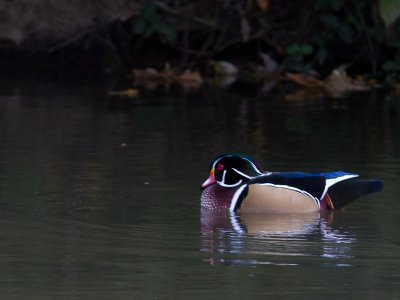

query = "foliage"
[134, 2, 176, 44]
[284, 43, 315, 73]
[4, 0, 400, 81]
[379, 0, 400, 77]
[382, 42, 400, 76]
[278, 0, 400, 77]
[380, 0, 400, 26]
[130, 0, 400, 79]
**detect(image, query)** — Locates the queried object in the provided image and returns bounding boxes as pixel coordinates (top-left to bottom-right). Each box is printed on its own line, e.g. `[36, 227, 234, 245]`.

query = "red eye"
[217, 164, 224, 171]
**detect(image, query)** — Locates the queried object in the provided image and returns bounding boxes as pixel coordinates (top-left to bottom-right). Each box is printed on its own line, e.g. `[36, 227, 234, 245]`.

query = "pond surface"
[0, 78, 399, 299]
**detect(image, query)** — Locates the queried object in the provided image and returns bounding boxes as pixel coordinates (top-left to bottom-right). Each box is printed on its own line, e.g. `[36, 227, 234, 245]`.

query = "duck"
[200, 154, 383, 213]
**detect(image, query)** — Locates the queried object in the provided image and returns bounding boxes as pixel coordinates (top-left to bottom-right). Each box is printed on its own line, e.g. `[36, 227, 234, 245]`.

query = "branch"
[155, 1, 217, 28]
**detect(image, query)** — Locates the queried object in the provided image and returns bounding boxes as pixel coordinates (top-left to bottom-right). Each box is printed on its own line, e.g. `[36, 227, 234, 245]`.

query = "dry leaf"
[133, 68, 160, 80]
[178, 70, 203, 90]
[259, 78, 278, 93]
[213, 61, 238, 76]
[256, 0, 270, 11]
[161, 63, 176, 81]
[285, 69, 371, 99]
[259, 52, 279, 73]
[285, 72, 326, 88]
[326, 69, 369, 95]
[214, 75, 237, 88]
[132, 66, 203, 90]
[133, 67, 177, 81]
[108, 89, 139, 98]
[178, 70, 203, 83]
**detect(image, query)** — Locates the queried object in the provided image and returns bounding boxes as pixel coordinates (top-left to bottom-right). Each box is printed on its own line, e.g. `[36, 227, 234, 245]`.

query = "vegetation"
[2, 0, 400, 86]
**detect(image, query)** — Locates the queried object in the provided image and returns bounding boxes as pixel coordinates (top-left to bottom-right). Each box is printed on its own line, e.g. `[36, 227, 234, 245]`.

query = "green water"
[0, 79, 399, 299]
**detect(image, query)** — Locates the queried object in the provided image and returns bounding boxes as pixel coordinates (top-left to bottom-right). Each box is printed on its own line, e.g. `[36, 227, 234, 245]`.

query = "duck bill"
[201, 168, 216, 189]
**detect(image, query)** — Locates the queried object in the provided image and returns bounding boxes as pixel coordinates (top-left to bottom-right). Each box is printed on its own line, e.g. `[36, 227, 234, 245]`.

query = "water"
[0, 78, 399, 299]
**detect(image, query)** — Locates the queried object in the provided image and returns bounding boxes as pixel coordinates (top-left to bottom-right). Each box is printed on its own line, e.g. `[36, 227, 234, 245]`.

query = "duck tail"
[325, 179, 383, 210]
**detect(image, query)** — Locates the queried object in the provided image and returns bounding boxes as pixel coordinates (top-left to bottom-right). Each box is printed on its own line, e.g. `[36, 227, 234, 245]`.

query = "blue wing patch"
[315, 171, 358, 179]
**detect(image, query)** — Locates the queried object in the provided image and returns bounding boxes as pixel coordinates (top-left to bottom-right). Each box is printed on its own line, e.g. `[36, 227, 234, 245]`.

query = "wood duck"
[200, 154, 383, 213]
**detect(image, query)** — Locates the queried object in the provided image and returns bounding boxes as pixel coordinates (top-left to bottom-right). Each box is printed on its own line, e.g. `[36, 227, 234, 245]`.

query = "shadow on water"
[0, 78, 399, 299]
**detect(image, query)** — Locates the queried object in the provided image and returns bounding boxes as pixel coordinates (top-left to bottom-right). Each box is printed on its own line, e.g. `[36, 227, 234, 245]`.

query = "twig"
[48, 24, 101, 52]
[99, 23, 124, 67]
[181, 11, 190, 66]
[155, 1, 216, 28]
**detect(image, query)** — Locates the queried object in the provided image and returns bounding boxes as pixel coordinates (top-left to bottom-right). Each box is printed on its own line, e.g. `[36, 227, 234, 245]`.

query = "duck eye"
[216, 164, 224, 171]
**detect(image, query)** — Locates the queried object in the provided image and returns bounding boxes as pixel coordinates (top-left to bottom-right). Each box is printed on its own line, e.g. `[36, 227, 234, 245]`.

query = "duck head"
[201, 154, 264, 189]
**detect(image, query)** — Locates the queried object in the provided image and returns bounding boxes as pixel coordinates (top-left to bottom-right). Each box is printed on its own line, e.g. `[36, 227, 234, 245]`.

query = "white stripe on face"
[219, 170, 242, 187]
[232, 168, 252, 179]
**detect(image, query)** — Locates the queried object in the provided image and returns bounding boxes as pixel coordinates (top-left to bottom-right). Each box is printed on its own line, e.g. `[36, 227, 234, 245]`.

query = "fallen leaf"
[256, 0, 270, 11]
[178, 70, 203, 83]
[133, 67, 177, 81]
[212, 61, 238, 77]
[214, 75, 237, 88]
[259, 78, 278, 93]
[108, 89, 139, 98]
[326, 69, 369, 95]
[285, 88, 326, 101]
[133, 68, 160, 80]
[285, 72, 325, 88]
[259, 52, 280, 73]
[132, 66, 203, 90]
[178, 70, 203, 90]
[285, 69, 370, 98]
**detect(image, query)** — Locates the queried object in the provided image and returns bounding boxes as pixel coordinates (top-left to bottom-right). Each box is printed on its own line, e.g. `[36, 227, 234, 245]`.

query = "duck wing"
[315, 171, 359, 198]
[229, 173, 326, 212]
[248, 172, 328, 199]
[326, 178, 383, 209]
[231, 172, 382, 212]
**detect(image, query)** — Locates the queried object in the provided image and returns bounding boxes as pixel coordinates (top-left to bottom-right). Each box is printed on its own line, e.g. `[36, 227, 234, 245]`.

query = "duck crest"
[201, 153, 263, 189]
[200, 153, 383, 213]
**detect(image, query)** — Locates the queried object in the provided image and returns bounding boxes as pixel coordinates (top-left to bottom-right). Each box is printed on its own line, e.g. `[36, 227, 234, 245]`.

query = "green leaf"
[144, 25, 155, 37]
[300, 44, 314, 55]
[134, 19, 146, 34]
[287, 44, 301, 56]
[329, 0, 343, 11]
[337, 23, 353, 43]
[320, 14, 341, 29]
[380, 0, 400, 26]
[143, 2, 157, 20]
[151, 16, 163, 31]
[383, 59, 400, 71]
[315, 0, 342, 9]
[368, 26, 384, 43]
[316, 47, 328, 65]
[161, 26, 177, 44]
[287, 44, 313, 56]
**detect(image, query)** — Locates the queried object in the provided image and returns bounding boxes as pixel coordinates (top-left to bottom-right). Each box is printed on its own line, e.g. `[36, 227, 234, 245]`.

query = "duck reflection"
[200, 209, 356, 266]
